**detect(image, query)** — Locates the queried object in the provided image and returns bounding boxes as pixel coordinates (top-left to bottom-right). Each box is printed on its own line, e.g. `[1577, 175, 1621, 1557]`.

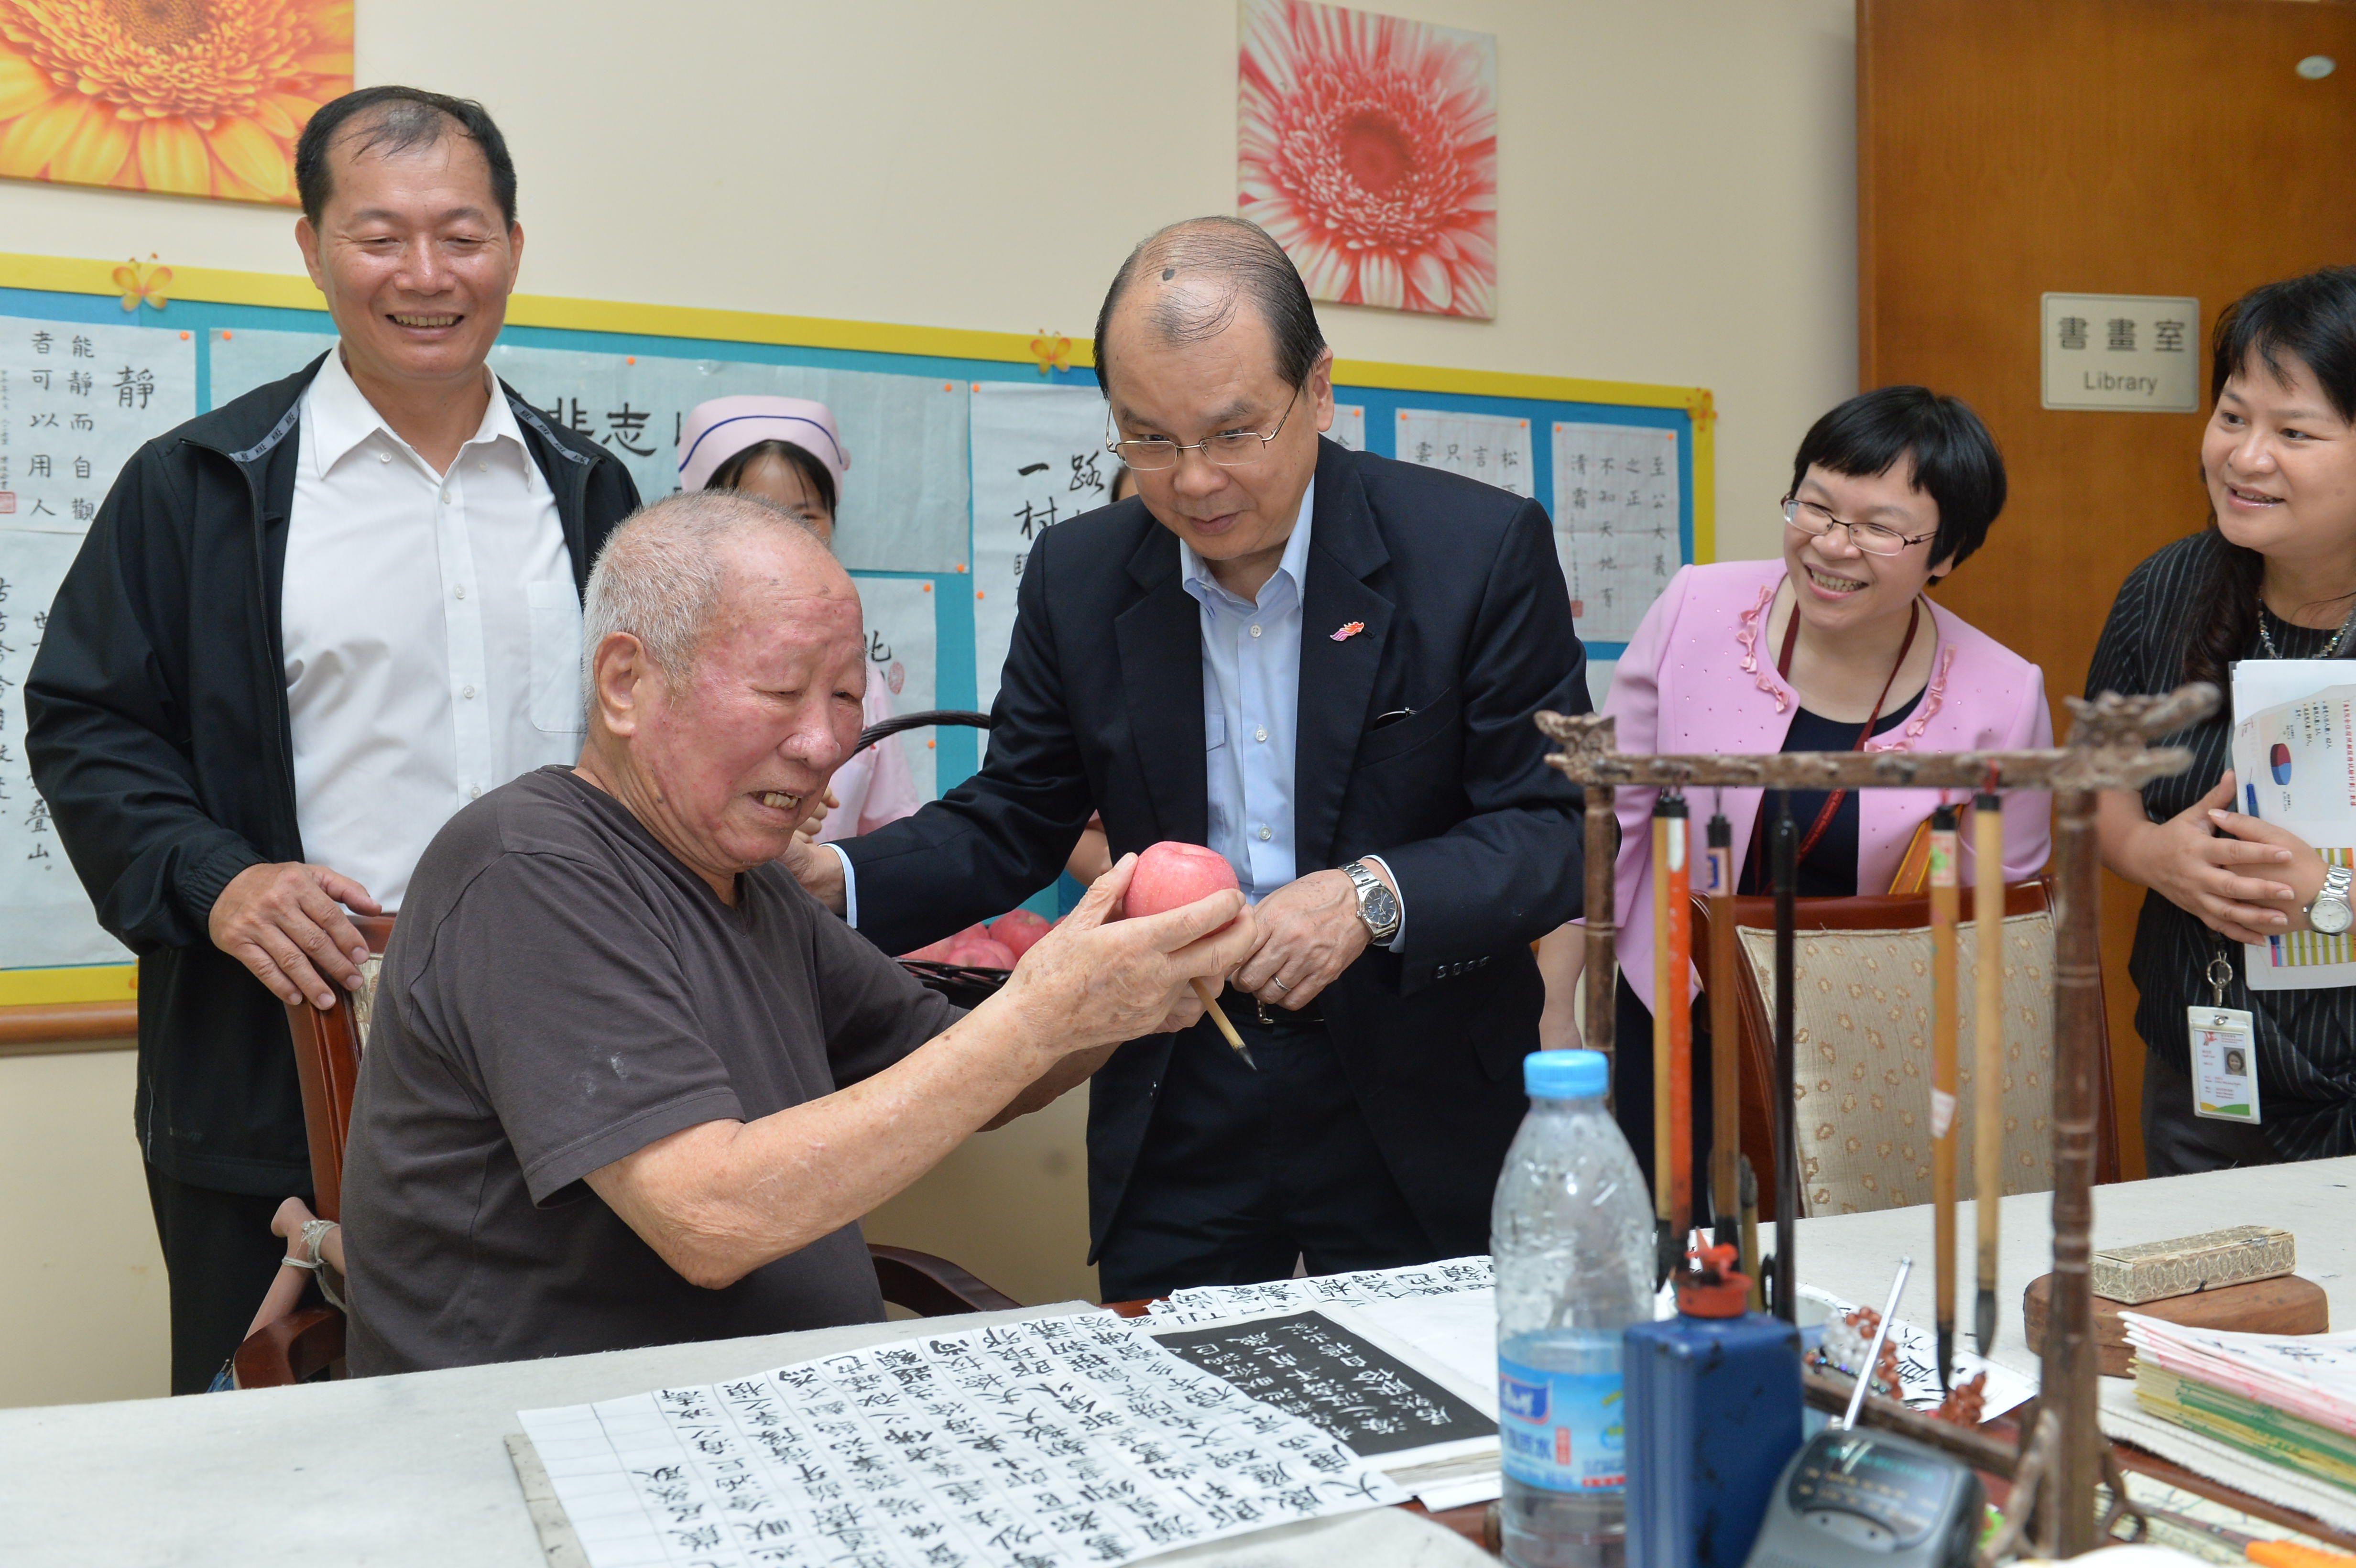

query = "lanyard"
[1775, 595, 1923, 863]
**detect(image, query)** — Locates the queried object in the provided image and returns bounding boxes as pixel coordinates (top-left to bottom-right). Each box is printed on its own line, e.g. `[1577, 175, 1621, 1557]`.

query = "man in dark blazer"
[791, 216, 1589, 1299]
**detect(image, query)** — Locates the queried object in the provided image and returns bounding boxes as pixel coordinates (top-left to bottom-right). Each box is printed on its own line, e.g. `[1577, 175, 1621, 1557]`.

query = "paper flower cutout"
[1239, 0, 1497, 318]
[0, 1, 352, 205]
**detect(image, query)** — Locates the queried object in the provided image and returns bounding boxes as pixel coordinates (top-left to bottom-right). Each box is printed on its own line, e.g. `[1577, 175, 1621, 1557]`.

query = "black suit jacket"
[843, 437, 1591, 1256]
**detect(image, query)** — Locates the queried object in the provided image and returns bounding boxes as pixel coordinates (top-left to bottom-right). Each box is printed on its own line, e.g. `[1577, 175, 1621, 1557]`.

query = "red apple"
[990, 909, 1053, 959]
[956, 936, 1019, 970]
[1122, 842, 1242, 922]
[900, 938, 955, 962]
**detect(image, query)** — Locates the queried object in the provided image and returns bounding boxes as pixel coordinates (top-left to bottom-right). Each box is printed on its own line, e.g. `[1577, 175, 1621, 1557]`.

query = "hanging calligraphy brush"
[1974, 784, 2006, 1358]
[1665, 795, 1693, 1283]
[1930, 802, 1961, 1391]
[1706, 810, 1740, 1261]
[1649, 795, 1681, 1285]
[1772, 792, 1799, 1322]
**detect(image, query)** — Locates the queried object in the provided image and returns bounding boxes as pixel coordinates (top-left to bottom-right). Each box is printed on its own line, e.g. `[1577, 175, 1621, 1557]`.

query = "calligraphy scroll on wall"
[0, 317, 197, 971]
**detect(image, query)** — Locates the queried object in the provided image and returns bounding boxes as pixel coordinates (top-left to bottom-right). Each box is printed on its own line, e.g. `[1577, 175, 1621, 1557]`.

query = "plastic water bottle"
[1493, 1049, 1657, 1568]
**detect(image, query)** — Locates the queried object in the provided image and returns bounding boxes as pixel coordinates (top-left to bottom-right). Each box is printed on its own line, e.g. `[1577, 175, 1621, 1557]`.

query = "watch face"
[2315, 896, 2354, 936]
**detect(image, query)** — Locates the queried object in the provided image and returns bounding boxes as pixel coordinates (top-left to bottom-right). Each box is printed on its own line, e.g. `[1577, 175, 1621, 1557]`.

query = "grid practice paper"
[518, 1312, 1404, 1568]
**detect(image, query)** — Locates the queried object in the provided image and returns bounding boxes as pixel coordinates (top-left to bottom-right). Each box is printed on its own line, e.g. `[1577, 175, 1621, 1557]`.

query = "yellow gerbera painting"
[0, 1, 352, 205]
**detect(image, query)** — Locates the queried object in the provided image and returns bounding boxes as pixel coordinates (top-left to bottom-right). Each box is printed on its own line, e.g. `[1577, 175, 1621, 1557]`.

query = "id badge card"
[2188, 1007, 2262, 1124]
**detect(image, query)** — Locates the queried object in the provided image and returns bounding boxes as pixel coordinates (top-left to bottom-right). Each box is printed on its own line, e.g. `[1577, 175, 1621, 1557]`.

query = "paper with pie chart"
[2228, 660, 2356, 989]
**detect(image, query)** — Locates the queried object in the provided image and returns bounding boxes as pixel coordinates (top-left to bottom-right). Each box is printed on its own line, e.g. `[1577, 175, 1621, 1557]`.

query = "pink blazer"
[1600, 559, 2053, 1013]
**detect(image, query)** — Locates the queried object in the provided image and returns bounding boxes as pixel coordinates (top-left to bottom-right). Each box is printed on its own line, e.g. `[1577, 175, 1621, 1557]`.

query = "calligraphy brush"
[1194, 983, 1257, 1071]
[1974, 786, 2005, 1357]
[2140, 1508, 2356, 1568]
[1707, 812, 1741, 1262]
[1929, 804, 1961, 1392]
[1772, 793, 1799, 1322]
[1651, 796, 1677, 1286]
[1664, 795, 1694, 1278]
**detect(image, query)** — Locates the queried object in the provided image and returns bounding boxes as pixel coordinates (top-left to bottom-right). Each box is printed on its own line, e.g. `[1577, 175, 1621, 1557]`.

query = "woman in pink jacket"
[1557, 387, 2053, 1184]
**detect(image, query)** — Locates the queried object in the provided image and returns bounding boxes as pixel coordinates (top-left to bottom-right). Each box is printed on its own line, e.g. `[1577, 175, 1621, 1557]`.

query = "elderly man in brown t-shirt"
[339, 491, 1255, 1375]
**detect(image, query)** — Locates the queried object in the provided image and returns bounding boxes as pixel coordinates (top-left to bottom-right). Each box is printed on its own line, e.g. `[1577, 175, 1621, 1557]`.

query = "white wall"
[0, 0, 1857, 1403]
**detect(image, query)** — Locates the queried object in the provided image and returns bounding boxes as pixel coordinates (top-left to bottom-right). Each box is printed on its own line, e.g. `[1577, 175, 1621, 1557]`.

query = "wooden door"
[1860, 0, 2356, 1176]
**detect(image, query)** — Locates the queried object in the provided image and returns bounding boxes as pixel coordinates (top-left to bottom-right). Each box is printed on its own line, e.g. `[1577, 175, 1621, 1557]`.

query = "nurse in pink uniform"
[678, 396, 921, 839]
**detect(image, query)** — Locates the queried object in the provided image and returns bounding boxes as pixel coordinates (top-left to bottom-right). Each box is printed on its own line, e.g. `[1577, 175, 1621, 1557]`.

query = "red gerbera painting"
[1239, 0, 1497, 319]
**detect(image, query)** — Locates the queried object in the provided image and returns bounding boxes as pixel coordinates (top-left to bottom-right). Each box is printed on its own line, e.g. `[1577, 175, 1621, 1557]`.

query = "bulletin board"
[0, 251, 1713, 1010]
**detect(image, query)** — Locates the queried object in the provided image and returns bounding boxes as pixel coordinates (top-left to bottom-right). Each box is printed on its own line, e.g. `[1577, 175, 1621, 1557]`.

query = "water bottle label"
[1496, 1357, 1624, 1493]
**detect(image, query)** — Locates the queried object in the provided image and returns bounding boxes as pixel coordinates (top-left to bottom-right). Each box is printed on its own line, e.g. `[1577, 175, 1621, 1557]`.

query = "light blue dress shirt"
[1179, 481, 1403, 946]
[836, 476, 1401, 942]
[1180, 479, 1314, 904]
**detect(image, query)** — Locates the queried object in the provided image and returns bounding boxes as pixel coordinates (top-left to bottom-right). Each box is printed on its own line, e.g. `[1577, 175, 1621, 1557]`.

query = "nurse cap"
[676, 395, 850, 498]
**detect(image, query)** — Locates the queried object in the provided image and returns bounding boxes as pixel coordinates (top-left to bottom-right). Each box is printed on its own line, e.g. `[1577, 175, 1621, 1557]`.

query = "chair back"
[1692, 882, 2117, 1220]
[280, 914, 396, 1222]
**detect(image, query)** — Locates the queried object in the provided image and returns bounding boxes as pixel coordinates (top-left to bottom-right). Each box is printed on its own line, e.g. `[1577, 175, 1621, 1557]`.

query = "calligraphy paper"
[210, 328, 974, 573]
[1550, 422, 1681, 643]
[968, 383, 1112, 730]
[852, 577, 940, 803]
[1152, 1310, 1495, 1467]
[0, 317, 194, 970]
[1330, 403, 1365, 452]
[518, 1311, 1403, 1568]
[1142, 1256, 1491, 1328]
[1394, 409, 1533, 499]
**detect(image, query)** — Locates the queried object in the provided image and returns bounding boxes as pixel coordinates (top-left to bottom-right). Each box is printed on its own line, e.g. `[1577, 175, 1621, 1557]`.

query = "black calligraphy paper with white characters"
[1153, 1311, 1495, 1458]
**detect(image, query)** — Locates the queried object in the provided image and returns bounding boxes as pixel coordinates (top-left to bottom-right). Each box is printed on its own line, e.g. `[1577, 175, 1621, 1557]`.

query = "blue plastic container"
[1623, 1253, 1804, 1568]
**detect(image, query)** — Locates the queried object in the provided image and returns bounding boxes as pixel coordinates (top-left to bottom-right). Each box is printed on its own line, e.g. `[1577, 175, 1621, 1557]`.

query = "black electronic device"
[1743, 1426, 1985, 1568]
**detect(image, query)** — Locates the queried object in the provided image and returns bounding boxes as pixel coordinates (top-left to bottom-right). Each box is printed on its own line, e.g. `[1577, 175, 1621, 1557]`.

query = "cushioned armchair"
[1692, 880, 2118, 1221]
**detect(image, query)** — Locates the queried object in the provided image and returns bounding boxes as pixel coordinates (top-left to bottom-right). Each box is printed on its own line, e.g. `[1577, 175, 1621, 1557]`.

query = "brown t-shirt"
[341, 766, 958, 1375]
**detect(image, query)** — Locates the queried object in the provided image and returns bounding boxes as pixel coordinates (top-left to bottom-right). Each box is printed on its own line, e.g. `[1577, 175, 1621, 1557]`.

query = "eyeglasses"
[1781, 496, 1937, 557]
[1107, 386, 1302, 471]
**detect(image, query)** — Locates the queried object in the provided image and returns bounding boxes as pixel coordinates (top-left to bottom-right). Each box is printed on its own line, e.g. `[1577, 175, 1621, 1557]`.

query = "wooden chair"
[234, 914, 1022, 1388]
[1691, 880, 2119, 1222]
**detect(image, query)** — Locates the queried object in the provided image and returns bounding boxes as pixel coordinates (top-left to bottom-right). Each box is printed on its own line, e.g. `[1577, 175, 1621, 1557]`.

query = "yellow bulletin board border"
[0, 251, 1715, 1012]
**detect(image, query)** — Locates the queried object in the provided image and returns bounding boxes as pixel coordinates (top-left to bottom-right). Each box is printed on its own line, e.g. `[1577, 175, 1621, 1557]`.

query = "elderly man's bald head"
[1092, 216, 1329, 400]
[582, 490, 847, 703]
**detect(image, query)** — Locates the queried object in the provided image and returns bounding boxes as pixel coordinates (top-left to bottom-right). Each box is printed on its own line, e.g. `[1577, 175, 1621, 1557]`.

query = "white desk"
[0, 1299, 1487, 1568]
[1789, 1155, 2356, 1383]
[1789, 1155, 2356, 1531]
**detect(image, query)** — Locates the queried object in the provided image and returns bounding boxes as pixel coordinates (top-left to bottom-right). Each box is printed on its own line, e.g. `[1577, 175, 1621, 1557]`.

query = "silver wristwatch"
[1342, 860, 1402, 944]
[2310, 864, 2354, 936]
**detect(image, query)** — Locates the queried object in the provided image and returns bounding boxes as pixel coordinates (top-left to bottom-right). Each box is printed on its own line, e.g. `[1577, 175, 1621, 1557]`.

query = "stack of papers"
[2123, 1315, 2356, 1493]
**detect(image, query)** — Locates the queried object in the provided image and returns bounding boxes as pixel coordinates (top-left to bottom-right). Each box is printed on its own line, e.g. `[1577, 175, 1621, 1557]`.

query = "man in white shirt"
[27, 86, 641, 1392]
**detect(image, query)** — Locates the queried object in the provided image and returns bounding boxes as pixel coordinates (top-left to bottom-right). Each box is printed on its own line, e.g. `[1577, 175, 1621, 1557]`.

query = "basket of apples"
[895, 910, 1054, 1007]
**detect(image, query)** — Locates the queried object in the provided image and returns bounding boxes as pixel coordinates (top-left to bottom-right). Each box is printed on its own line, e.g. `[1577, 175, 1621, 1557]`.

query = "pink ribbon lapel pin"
[1330, 621, 1366, 642]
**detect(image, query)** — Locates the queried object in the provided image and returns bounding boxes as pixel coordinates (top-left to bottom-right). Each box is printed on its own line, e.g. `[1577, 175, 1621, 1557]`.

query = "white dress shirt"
[282, 349, 582, 912]
[836, 477, 1402, 944]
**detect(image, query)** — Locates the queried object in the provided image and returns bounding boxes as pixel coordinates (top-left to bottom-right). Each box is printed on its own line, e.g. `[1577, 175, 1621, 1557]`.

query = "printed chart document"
[518, 1311, 1403, 1568]
[2228, 660, 2356, 991]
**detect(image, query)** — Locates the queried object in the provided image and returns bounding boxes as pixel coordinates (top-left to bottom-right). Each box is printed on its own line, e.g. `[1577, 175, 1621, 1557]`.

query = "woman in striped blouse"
[2090, 268, 2356, 1172]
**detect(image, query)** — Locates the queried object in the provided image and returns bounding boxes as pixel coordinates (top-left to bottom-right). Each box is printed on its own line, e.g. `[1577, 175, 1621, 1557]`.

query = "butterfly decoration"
[113, 256, 173, 312]
[1331, 621, 1366, 642]
[1028, 331, 1071, 376]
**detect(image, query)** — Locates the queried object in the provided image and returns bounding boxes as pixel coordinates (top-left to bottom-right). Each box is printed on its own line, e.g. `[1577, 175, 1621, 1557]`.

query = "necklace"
[2256, 595, 2356, 659]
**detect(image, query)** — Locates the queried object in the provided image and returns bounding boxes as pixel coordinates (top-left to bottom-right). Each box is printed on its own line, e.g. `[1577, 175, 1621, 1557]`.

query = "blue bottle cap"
[1524, 1048, 1609, 1100]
